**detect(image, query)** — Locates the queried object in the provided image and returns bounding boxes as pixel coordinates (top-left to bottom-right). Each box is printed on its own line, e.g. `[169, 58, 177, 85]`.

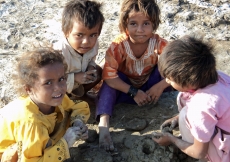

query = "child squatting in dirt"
[0, 47, 90, 162]
[53, 0, 104, 99]
[153, 35, 230, 162]
[96, 0, 172, 151]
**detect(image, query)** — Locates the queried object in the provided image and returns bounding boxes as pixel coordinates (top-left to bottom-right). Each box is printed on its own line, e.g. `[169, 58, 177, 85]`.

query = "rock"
[123, 137, 134, 149]
[178, 153, 188, 160]
[142, 139, 156, 154]
[168, 145, 178, 153]
[86, 129, 98, 143]
[0, 0, 230, 162]
[125, 118, 147, 131]
[82, 149, 113, 162]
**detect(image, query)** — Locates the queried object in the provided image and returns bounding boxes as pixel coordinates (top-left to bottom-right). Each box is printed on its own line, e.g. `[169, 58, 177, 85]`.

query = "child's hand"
[146, 82, 165, 104]
[152, 131, 172, 146]
[74, 70, 97, 84]
[63, 127, 84, 148]
[72, 119, 88, 140]
[134, 90, 151, 106]
[87, 65, 96, 71]
[1, 143, 18, 162]
[160, 115, 179, 132]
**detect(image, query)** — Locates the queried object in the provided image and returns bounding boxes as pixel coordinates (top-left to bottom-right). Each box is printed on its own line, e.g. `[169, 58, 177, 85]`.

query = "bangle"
[127, 85, 138, 98]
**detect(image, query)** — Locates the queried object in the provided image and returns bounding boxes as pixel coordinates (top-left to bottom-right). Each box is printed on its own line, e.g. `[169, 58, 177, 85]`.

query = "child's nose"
[82, 37, 89, 44]
[137, 25, 144, 32]
[53, 84, 60, 91]
[54, 83, 63, 91]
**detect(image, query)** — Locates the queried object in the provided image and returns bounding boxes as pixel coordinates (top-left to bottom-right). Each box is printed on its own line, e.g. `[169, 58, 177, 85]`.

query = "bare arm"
[153, 132, 209, 159]
[158, 79, 170, 89]
[105, 77, 130, 93]
[170, 134, 209, 159]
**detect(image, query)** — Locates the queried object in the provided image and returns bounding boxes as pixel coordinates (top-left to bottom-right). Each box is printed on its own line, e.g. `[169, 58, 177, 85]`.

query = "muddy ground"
[0, 0, 229, 161]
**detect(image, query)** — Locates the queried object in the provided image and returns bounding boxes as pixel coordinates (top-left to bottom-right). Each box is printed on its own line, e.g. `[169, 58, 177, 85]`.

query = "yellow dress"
[0, 95, 90, 162]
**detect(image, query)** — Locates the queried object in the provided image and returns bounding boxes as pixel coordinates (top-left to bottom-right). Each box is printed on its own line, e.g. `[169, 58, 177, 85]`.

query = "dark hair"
[62, 0, 105, 36]
[119, 0, 161, 33]
[158, 35, 218, 89]
[13, 47, 67, 96]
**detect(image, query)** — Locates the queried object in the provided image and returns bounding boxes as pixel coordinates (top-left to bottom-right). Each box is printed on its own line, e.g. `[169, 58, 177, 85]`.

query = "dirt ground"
[0, 0, 230, 161]
[66, 91, 198, 162]
[65, 41, 230, 162]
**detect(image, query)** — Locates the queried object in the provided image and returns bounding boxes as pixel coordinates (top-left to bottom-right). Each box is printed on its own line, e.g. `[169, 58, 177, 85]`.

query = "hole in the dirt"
[142, 143, 151, 155]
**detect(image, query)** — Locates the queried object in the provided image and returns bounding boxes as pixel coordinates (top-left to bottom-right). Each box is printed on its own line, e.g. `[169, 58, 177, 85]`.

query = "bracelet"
[127, 85, 138, 98]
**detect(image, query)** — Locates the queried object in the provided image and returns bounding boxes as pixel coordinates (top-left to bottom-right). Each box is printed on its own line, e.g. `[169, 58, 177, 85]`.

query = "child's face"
[166, 78, 196, 92]
[66, 20, 100, 54]
[126, 12, 154, 44]
[27, 62, 67, 113]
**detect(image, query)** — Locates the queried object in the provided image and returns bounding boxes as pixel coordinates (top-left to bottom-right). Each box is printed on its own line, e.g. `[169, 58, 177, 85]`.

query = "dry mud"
[0, 0, 229, 161]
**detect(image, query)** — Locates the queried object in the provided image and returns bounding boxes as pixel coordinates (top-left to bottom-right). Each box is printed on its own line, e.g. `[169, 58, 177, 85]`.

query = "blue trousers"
[95, 65, 171, 121]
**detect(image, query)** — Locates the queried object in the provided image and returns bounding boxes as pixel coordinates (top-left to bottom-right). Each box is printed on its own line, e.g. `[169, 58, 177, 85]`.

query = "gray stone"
[125, 118, 147, 131]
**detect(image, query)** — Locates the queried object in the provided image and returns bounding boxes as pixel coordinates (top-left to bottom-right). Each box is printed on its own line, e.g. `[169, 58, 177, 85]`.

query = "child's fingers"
[81, 130, 88, 140]
[80, 124, 88, 134]
[86, 74, 96, 81]
[169, 120, 178, 130]
[147, 95, 158, 105]
[72, 119, 84, 127]
[64, 127, 82, 147]
[84, 72, 97, 83]
[160, 122, 171, 131]
[1, 143, 18, 162]
[136, 99, 148, 106]
[152, 131, 163, 139]
[147, 95, 152, 102]
[153, 96, 159, 104]
[135, 91, 151, 106]
[86, 69, 97, 75]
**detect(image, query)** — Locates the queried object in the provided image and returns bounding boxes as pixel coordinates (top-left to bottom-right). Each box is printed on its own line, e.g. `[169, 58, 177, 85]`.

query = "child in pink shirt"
[153, 35, 230, 162]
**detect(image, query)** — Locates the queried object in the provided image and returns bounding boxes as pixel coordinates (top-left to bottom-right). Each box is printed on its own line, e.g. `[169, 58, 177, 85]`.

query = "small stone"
[125, 118, 147, 131]
[178, 153, 187, 160]
[168, 152, 174, 159]
[86, 129, 98, 143]
[168, 145, 178, 153]
[123, 137, 134, 149]
[142, 139, 156, 154]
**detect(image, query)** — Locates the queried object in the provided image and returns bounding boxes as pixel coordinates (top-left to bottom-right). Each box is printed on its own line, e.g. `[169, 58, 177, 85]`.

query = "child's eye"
[59, 77, 66, 82]
[45, 81, 52, 85]
[144, 22, 151, 25]
[130, 22, 136, 26]
[75, 34, 82, 37]
[91, 34, 98, 37]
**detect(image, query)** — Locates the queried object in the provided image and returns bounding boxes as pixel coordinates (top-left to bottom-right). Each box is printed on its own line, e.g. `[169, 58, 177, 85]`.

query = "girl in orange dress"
[96, 0, 172, 151]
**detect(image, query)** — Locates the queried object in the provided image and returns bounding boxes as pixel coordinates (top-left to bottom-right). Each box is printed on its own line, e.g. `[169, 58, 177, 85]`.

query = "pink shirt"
[179, 71, 230, 142]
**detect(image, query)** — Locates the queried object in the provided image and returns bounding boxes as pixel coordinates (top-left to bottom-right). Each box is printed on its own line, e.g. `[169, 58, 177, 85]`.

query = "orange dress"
[103, 33, 167, 88]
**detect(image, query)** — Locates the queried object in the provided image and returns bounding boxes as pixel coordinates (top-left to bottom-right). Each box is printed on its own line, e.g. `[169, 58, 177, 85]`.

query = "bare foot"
[99, 126, 114, 151]
[98, 114, 114, 151]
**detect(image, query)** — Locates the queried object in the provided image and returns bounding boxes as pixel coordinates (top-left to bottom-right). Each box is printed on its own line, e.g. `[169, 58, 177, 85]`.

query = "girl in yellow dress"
[0, 47, 90, 162]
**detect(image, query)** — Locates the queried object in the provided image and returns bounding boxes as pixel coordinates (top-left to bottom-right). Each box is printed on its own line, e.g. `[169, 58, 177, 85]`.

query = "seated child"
[0, 47, 90, 162]
[53, 0, 105, 98]
[96, 0, 171, 151]
[152, 35, 230, 162]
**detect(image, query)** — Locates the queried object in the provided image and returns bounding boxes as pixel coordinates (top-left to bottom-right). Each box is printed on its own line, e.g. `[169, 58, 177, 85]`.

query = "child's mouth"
[53, 94, 62, 98]
[136, 35, 145, 38]
[81, 47, 90, 50]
